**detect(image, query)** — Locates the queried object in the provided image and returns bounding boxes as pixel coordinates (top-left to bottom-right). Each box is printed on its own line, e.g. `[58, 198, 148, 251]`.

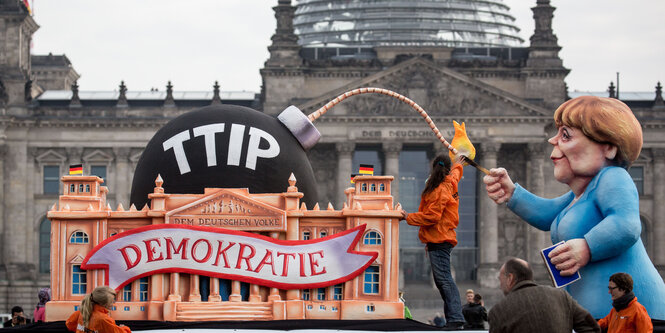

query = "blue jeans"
[427, 242, 464, 323]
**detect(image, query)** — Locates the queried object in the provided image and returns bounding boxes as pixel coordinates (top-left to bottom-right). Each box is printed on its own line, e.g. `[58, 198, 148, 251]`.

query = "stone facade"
[0, 0, 664, 316]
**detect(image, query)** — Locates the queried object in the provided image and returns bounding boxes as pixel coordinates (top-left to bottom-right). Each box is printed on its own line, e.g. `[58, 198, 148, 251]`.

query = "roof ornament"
[117, 81, 128, 107]
[164, 81, 175, 107]
[655, 82, 664, 109]
[211, 81, 222, 105]
[69, 81, 81, 108]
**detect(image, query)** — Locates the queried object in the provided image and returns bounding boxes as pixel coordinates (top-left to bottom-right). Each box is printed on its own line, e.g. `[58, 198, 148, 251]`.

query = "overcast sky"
[30, 0, 664, 94]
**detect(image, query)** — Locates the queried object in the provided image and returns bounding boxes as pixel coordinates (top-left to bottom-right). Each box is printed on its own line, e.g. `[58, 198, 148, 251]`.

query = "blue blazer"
[508, 166, 665, 319]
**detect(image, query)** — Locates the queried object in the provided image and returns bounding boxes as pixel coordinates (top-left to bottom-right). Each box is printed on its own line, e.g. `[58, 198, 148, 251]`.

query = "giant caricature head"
[130, 104, 320, 208]
[553, 96, 643, 168]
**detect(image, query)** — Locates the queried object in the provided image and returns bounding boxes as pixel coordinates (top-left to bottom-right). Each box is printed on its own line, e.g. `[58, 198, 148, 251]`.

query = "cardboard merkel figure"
[484, 96, 665, 319]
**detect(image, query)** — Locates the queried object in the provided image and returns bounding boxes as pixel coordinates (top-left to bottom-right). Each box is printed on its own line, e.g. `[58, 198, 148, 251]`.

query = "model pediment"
[165, 189, 286, 231]
[298, 57, 550, 118]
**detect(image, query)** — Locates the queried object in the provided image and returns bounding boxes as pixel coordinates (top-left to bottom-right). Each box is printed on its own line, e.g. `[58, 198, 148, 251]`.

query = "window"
[366, 304, 375, 312]
[39, 219, 51, 273]
[302, 289, 310, 301]
[139, 277, 149, 301]
[317, 287, 326, 300]
[332, 306, 338, 312]
[363, 231, 382, 245]
[123, 284, 132, 301]
[319, 230, 327, 238]
[69, 231, 89, 244]
[72, 265, 87, 295]
[629, 166, 644, 195]
[302, 231, 311, 240]
[363, 266, 380, 294]
[370, 184, 376, 192]
[79, 184, 84, 193]
[85, 184, 90, 192]
[307, 305, 313, 310]
[361, 183, 367, 192]
[124, 306, 130, 311]
[91, 165, 107, 185]
[379, 184, 385, 192]
[319, 305, 326, 310]
[333, 284, 343, 300]
[70, 184, 76, 193]
[44, 165, 60, 194]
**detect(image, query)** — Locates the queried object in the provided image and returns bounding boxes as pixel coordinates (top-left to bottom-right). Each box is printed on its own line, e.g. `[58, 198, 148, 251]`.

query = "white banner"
[82, 224, 377, 290]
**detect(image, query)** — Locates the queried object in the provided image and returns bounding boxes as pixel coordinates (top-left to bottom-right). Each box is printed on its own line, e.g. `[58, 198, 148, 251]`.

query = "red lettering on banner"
[143, 238, 164, 262]
[191, 239, 213, 263]
[118, 244, 141, 270]
[254, 250, 276, 275]
[213, 241, 236, 267]
[298, 253, 306, 277]
[165, 237, 189, 260]
[309, 250, 326, 276]
[277, 252, 296, 277]
[235, 243, 256, 271]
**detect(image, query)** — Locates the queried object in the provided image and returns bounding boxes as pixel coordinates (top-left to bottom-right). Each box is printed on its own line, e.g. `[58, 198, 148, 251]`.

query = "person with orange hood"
[399, 152, 465, 330]
[66, 286, 130, 333]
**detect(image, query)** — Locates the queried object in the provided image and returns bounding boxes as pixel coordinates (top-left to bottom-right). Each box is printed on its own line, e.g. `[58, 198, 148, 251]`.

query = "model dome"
[293, 0, 524, 48]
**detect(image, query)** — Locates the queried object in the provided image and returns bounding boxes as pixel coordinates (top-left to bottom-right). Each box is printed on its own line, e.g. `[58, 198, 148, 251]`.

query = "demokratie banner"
[82, 224, 378, 290]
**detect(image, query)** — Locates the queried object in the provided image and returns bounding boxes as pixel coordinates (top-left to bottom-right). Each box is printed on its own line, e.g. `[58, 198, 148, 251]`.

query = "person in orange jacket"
[598, 272, 653, 333]
[399, 152, 465, 330]
[66, 286, 131, 333]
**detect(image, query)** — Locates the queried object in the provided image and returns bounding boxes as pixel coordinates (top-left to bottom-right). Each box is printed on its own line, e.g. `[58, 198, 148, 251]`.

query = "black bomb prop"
[130, 104, 321, 208]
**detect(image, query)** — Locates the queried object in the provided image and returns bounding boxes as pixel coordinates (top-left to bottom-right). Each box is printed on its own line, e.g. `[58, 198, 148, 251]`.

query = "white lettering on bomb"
[162, 123, 281, 174]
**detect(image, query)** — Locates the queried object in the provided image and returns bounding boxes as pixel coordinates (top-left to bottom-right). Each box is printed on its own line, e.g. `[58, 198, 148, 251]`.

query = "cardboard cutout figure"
[484, 96, 665, 319]
[131, 104, 319, 208]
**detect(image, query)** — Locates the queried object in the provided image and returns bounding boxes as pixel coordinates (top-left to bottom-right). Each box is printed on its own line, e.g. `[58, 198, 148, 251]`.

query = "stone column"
[269, 231, 281, 301]
[382, 142, 402, 200]
[477, 141, 501, 288]
[526, 142, 548, 279]
[4, 134, 30, 277]
[113, 147, 131, 207]
[335, 142, 355, 207]
[653, 149, 665, 270]
[249, 284, 261, 302]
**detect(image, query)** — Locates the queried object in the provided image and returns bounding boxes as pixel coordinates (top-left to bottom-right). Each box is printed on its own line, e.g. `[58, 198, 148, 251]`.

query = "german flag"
[358, 164, 374, 175]
[350, 174, 359, 184]
[69, 164, 83, 175]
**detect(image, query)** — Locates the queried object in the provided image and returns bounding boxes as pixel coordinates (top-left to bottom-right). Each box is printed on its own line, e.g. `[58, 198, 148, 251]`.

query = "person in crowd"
[33, 287, 50, 323]
[463, 292, 487, 329]
[399, 153, 465, 330]
[398, 291, 413, 320]
[66, 286, 130, 333]
[488, 257, 599, 333]
[3, 306, 30, 327]
[598, 272, 652, 332]
[483, 96, 665, 319]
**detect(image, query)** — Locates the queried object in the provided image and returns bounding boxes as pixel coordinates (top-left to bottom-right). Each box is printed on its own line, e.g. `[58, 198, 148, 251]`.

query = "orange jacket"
[406, 163, 463, 246]
[66, 304, 131, 333]
[598, 297, 653, 333]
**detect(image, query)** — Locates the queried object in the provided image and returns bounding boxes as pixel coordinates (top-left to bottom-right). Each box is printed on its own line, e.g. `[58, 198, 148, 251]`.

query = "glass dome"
[293, 0, 524, 48]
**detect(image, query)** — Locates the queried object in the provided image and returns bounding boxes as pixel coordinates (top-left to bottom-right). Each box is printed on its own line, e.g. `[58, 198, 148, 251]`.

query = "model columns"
[383, 142, 401, 199]
[336, 142, 355, 207]
[477, 141, 501, 288]
[653, 148, 665, 271]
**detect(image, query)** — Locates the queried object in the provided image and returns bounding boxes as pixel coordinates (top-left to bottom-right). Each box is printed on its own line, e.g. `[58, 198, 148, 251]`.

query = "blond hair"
[80, 286, 116, 327]
[553, 96, 643, 168]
